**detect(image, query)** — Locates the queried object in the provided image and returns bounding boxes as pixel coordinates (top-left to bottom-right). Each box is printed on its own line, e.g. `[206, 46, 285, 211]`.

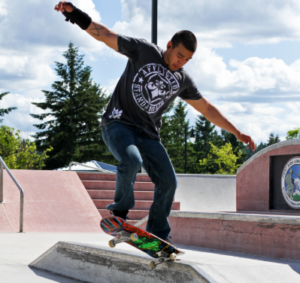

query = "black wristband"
[62, 2, 92, 30]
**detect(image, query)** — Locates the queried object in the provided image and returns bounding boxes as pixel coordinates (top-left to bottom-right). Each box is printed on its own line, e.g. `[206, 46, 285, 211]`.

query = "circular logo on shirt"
[132, 63, 180, 114]
[281, 156, 300, 209]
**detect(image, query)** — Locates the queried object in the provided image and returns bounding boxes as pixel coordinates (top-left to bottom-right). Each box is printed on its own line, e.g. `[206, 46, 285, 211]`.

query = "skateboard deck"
[100, 216, 185, 269]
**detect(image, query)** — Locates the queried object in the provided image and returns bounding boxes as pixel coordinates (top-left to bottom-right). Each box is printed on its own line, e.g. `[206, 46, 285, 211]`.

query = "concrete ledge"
[135, 210, 300, 227]
[136, 211, 300, 261]
[29, 241, 215, 283]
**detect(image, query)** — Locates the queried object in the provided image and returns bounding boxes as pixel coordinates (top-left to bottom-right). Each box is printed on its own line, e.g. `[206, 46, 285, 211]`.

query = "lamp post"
[152, 0, 158, 44]
[185, 125, 196, 173]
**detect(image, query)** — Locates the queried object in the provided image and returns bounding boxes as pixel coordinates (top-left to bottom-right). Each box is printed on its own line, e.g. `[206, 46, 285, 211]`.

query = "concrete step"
[99, 209, 149, 220]
[88, 190, 154, 200]
[93, 199, 180, 210]
[82, 180, 155, 191]
[77, 173, 151, 182]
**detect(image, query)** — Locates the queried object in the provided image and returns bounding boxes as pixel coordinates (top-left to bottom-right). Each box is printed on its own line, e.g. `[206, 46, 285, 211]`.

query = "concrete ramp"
[0, 170, 102, 232]
[29, 242, 213, 283]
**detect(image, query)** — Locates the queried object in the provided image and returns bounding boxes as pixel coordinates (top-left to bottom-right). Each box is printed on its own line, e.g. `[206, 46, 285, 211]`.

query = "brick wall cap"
[237, 139, 300, 175]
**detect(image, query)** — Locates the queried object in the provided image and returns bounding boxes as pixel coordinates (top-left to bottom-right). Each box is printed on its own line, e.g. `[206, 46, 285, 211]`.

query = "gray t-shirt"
[101, 35, 203, 140]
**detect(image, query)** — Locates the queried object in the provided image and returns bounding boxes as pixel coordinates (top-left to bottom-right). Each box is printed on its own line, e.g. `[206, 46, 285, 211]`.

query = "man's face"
[164, 41, 194, 71]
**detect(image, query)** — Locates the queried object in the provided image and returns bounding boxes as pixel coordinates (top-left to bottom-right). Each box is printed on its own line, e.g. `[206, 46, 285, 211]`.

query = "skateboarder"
[55, 2, 257, 241]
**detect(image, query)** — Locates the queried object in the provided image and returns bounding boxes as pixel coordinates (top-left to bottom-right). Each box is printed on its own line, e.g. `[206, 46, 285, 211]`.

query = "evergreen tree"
[31, 43, 111, 169]
[0, 92, 17, 123]
[192, 115, 223, 173]
[161, 100, 196, 173]
[267, 133, 280, 146]
[243, 141, 267, 160]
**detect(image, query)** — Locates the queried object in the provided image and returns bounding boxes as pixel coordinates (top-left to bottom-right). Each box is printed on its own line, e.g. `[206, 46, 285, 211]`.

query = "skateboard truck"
[109, 231, 139, 248]
[149, 252, 177, 269]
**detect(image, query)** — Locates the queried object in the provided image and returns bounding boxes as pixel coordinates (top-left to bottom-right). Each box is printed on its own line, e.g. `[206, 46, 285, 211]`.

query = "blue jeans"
[102, 122, 177, 240]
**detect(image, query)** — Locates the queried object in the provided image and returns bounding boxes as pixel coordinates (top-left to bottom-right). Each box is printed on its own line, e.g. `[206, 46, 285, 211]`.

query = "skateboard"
[100, 216, 185, 269]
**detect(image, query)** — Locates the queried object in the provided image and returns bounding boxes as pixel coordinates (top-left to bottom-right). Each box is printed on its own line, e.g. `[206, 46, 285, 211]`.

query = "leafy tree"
[0, 92, 17, 123]
[31, 43, 111, 169]
[199, 142, 242, 174]
[220, 129, 247, 164]
[0, 125, 51, 169]
[286, 128, 300, 140]
[267, 133, 280, 146]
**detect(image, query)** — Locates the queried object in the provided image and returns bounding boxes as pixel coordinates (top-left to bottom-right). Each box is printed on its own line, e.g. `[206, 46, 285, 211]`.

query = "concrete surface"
[175, 174, 236, 212]
[1, 232, 300, 283]
[0, 170, 102, 232]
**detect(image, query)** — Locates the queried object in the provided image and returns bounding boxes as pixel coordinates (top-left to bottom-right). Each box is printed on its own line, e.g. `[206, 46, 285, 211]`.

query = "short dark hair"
[171, 30, 197, 52]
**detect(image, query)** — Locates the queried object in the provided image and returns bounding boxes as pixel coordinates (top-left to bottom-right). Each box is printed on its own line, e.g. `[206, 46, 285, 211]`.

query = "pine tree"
[31, 43, 111, 169]
[0, 92, 17, 123]
[194, 115, 216, 155]
[161, 100, 196, 173]
[192, 115, 221, 173]
[267, 133, 280, 146]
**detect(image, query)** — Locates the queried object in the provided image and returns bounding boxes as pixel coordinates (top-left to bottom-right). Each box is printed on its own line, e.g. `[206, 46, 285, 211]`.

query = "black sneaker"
[110, 209, 129, 220]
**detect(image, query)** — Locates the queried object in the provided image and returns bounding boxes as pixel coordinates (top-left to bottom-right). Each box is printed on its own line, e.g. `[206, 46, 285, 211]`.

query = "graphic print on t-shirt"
[132, 63, 180, 114]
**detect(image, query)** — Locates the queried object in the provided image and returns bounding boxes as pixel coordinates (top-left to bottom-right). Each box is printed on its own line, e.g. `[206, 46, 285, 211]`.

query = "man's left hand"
[236, 132, 256, 151]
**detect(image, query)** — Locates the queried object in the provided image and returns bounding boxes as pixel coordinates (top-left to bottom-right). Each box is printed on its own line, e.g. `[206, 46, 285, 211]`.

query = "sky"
[1, 0, 300, 144]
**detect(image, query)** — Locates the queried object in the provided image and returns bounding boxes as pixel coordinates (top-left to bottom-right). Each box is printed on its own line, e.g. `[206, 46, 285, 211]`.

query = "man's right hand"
[54, 1, 74, 13]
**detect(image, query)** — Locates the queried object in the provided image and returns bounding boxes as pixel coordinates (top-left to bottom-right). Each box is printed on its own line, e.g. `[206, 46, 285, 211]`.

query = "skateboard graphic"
[100, 216, 185, 269]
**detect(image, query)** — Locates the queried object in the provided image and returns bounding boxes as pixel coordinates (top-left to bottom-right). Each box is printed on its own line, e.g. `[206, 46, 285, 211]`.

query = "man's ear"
[167, 41, 173, 49]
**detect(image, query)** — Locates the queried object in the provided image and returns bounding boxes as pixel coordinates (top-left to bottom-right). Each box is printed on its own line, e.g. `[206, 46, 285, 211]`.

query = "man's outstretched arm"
[186, 98, 257, 151]
[54, 1, 118, 51]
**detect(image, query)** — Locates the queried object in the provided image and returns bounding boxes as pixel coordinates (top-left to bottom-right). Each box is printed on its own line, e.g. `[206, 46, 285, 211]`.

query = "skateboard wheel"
[170, 253, 177, 261]
[130, 233, 138, 242]
[109, 240, 116, 248]
[149, 261, 156, 269]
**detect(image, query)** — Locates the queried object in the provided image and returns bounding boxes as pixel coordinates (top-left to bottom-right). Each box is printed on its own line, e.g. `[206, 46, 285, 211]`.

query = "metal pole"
[0, 156, 24, 232]
[0, 163, 3, 203]
[185, 125, 187, 173]
[20, 190, 24, 232]
[152, 0, 158, 44]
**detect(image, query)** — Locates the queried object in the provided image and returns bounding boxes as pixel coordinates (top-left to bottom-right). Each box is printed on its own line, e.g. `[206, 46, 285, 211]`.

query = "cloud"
[0, 0, 102, 50]
[0, 92, 47, 139]
[1, 0, 300, 145]
[114, 0, 300, 47]
[112, 0, 300, 104]
[0, 0, 7, 18]
[0, 0, 107, 94]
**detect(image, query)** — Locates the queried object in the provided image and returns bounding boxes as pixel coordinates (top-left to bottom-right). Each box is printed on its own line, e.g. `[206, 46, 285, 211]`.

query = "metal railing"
[69, 161, 114, 173]
[0, 156, 24, 232]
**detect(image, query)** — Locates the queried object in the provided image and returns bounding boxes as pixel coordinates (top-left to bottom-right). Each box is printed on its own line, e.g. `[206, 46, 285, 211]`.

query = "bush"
[0, 125, 52, 169]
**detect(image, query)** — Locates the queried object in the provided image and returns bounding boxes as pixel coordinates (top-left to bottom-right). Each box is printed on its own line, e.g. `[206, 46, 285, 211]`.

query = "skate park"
[1, 140, 300, 283]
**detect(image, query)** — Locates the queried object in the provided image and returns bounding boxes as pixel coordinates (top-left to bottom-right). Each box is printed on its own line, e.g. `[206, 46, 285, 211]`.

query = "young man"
[55, 2, 256, 241]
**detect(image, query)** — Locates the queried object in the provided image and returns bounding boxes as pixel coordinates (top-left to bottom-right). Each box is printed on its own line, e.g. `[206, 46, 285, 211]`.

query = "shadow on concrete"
[29, 267, 83, 283]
